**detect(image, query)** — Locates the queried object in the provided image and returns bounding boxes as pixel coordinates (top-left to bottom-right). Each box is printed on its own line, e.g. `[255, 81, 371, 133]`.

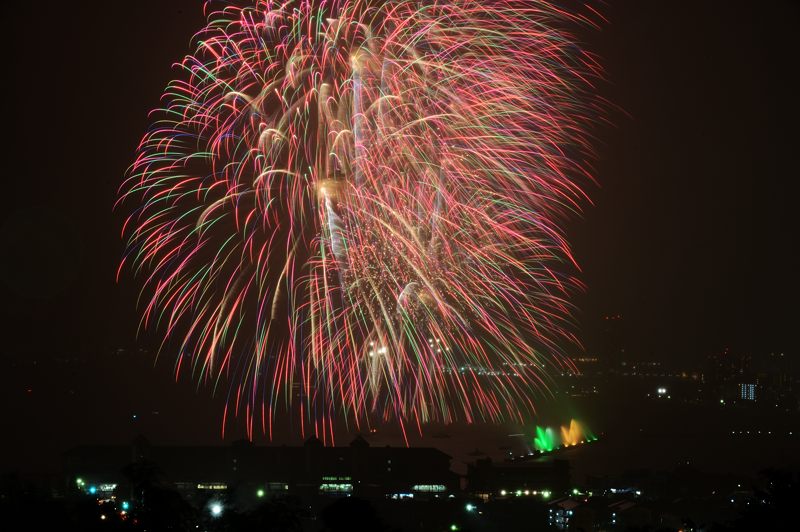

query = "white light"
[210, 503, 223, 517]
[412, 484, 446, 492]
[465, 503, 475, 512]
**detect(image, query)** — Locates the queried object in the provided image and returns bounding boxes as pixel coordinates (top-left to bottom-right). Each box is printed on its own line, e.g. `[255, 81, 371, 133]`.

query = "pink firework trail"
[118, 0, 603, 443]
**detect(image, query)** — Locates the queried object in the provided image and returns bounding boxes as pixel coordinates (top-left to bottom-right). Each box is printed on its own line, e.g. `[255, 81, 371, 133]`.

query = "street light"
[210, 503, 223, 517]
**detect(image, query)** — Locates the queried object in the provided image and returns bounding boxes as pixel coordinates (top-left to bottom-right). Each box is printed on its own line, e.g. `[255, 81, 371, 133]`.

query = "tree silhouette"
[122, 460, 197, 531]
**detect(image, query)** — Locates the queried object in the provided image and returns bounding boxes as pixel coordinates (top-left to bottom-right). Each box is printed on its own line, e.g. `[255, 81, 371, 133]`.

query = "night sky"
[2, 1, 797, 472]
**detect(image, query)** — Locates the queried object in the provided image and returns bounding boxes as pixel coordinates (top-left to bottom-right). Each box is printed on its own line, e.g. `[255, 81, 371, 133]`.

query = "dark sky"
[1, 1, 798, 472]
[575, 0, 798, 360]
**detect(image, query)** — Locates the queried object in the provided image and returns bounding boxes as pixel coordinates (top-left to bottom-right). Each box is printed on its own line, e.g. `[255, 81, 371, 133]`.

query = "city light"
[257, 488, 265, 498]
[411, 484, 447, 492]
[320, 483, 354, 493]
[197, 483, 228, 490]
[210, 503, 223, 517]
[465, 503, 475, 512]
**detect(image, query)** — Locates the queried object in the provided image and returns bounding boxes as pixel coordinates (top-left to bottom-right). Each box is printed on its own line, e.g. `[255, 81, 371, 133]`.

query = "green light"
[257, 489, 265, 498]
[465, 503, 475, 512]
[542, 490, 551, 499]
[572, 488, 580, 495]
[76, 478, 84, 486]
[534, 426, 556, 452]
[450, 525, 459, 531]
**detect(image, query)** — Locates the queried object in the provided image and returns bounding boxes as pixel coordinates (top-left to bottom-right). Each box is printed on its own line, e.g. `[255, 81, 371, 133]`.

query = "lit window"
[319, 483, 353, 493]
[197, 483, 228, 490]
[412, 484, 447, 492]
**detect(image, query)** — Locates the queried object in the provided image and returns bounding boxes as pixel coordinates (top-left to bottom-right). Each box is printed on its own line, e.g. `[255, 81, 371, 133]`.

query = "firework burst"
[118, 0, 602, 442]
